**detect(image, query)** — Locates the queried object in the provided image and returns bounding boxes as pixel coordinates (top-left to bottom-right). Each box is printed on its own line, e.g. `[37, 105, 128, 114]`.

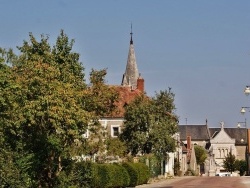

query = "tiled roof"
[178, 125, 210, 141]
[108, 85, 143, 117]
[209, 128, 247, 145]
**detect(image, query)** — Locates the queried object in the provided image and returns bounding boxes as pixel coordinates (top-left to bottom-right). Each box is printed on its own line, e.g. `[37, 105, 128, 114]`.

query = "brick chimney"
[187, 136, 191, 150]
[137, 74, 144, 93]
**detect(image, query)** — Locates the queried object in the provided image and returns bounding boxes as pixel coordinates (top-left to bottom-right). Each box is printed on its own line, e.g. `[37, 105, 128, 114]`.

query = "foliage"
[84, 69, 119, 117]
[235, 159, 247, 176]
[0, 48, 31, 187]
[105, 137, 127, 158]
[55, 161, 93, 188]
[133, 162, 150, 185]
[194, 145, 207, 165]
[122, 162, 139, 187]
[0, 31, 119, 187]
[173, 157, 181, 176]
[139, 154, 161, 177]
[120, 90, 178, 158]
[91, 163, 130, 188]
[83, 69, 119, 159]
[185, 168, 198, 176]
[223, 152, 236, 173]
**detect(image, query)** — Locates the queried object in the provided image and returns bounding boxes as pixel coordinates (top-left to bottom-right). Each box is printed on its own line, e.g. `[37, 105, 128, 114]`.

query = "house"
[99, 28, 144, 139]
[209, 122, 250, 175]
[178, 122, 210, 175]
[99, 30, 179, 178]
[179, 121, 250, 176]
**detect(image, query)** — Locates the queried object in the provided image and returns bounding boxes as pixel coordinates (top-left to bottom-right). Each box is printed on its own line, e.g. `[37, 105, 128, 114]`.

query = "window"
[111, 126, 120, 137]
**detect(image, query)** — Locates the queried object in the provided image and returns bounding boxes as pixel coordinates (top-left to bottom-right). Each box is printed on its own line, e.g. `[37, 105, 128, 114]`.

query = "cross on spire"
[130, 23, 133, 45]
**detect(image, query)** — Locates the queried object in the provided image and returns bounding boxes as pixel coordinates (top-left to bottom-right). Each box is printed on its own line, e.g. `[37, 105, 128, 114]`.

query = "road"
[136, 176, 250, 188]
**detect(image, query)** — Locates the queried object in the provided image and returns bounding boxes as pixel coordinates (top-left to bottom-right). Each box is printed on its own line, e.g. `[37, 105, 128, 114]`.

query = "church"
[99, 29, 250, 177]
[99, 28, 144, 139]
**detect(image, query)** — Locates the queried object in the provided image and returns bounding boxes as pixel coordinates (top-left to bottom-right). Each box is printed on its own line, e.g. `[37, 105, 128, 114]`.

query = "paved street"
[136, 176, 250, 188]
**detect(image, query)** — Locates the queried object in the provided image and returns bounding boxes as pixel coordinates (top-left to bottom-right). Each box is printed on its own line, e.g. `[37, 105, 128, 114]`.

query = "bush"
[133, 163, 150, 185]
[139, 154, 161, 177]
[91, 163, 130, 188]
[122, 162, 139, 187]
[56, 160, 93, 188]
[56, 161, 149, 188]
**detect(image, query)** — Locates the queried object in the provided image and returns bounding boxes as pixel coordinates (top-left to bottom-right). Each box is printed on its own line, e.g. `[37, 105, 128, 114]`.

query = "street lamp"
[244, 86, 250, 96]
[241, 107, 250, 115]
[237, 119, 247, 129]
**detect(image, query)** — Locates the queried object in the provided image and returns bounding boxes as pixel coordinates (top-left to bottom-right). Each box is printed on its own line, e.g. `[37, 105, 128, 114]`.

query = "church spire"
[121, 26, 139, 90]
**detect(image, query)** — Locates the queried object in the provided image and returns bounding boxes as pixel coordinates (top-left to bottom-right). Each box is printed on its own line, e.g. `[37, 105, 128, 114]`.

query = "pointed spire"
[121, 26, 139, 90]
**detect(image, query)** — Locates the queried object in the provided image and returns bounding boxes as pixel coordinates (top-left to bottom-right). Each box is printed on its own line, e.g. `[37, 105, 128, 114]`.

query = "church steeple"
[121, 26, 139, 90]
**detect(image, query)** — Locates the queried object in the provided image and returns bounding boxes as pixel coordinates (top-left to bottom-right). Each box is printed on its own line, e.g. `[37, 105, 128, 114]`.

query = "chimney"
[187, 136, 191, 150]
[137, 74, 144, 92]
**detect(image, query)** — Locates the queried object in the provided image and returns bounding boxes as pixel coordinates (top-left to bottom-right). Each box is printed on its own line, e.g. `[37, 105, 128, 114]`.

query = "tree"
[223, 152, 236, 173]
[120, 89, 178, 159]
[6, 32, 90, 187]
[0, 48, 30, 187]
[235, 159, 247, 176]
[194, 145, 207, 165]
[0, 31, 120, 187]
[106, 137, 127, 158]
[82, 69, 119, 159]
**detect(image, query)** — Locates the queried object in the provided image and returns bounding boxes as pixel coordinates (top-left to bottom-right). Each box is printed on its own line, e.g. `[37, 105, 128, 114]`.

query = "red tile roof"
[108, 85, 144, 117]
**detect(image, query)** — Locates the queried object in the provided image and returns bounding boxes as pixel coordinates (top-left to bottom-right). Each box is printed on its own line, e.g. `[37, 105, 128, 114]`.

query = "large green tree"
[0, 48, 29, 187]
[235, 159, 247, 176]
[7, 31, 89, 187]
[120, 90, 178, 159]
[0, 31, 118, 187]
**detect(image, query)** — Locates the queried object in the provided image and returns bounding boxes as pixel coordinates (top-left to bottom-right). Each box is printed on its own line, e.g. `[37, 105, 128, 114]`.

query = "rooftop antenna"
[130, 23, 133, 45]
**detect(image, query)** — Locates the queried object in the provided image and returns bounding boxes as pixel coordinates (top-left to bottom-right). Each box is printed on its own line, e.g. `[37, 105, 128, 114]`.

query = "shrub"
[91, 163, 130, 188]
[56, 160, 94, 188]
[139, 154, 161, 177]
[122, 162, 139, 187]
[133, 162, 150, 185]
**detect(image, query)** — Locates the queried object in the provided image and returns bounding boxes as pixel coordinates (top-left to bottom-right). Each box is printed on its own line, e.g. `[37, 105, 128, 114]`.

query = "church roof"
[178, 124, 210, 141]
[121, 28, 139, 90]
[209, 127, 247, 145]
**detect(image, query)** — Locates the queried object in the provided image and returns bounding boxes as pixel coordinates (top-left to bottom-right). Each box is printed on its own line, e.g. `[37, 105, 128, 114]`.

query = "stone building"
[179, 121, 250, 176]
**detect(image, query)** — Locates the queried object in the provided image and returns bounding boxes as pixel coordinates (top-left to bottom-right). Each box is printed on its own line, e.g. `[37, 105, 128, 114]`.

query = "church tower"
[121, 26, 139, 90]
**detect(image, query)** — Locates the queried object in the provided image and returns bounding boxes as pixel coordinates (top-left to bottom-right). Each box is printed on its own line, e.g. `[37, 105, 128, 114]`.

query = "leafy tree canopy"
[0, 31, 118, 187]
[120, 90, 178, 159]
[194, 145, 207, 165]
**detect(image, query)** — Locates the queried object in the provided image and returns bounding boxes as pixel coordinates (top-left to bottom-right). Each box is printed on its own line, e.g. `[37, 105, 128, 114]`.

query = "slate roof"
[178, 125, 210, 141]
[209, 128, 247, 145]
[121, 31, 139, 90]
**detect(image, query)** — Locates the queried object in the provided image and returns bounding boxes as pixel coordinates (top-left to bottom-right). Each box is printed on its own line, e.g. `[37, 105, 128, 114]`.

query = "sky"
[1, 0, 250, 128]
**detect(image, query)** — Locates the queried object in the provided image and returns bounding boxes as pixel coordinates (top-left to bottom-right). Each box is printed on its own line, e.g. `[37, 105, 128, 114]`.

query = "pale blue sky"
[1, 0, 250, 127]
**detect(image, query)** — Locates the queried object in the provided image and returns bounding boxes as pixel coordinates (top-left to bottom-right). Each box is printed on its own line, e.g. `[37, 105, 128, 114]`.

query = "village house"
[179, 121, 250, 176]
